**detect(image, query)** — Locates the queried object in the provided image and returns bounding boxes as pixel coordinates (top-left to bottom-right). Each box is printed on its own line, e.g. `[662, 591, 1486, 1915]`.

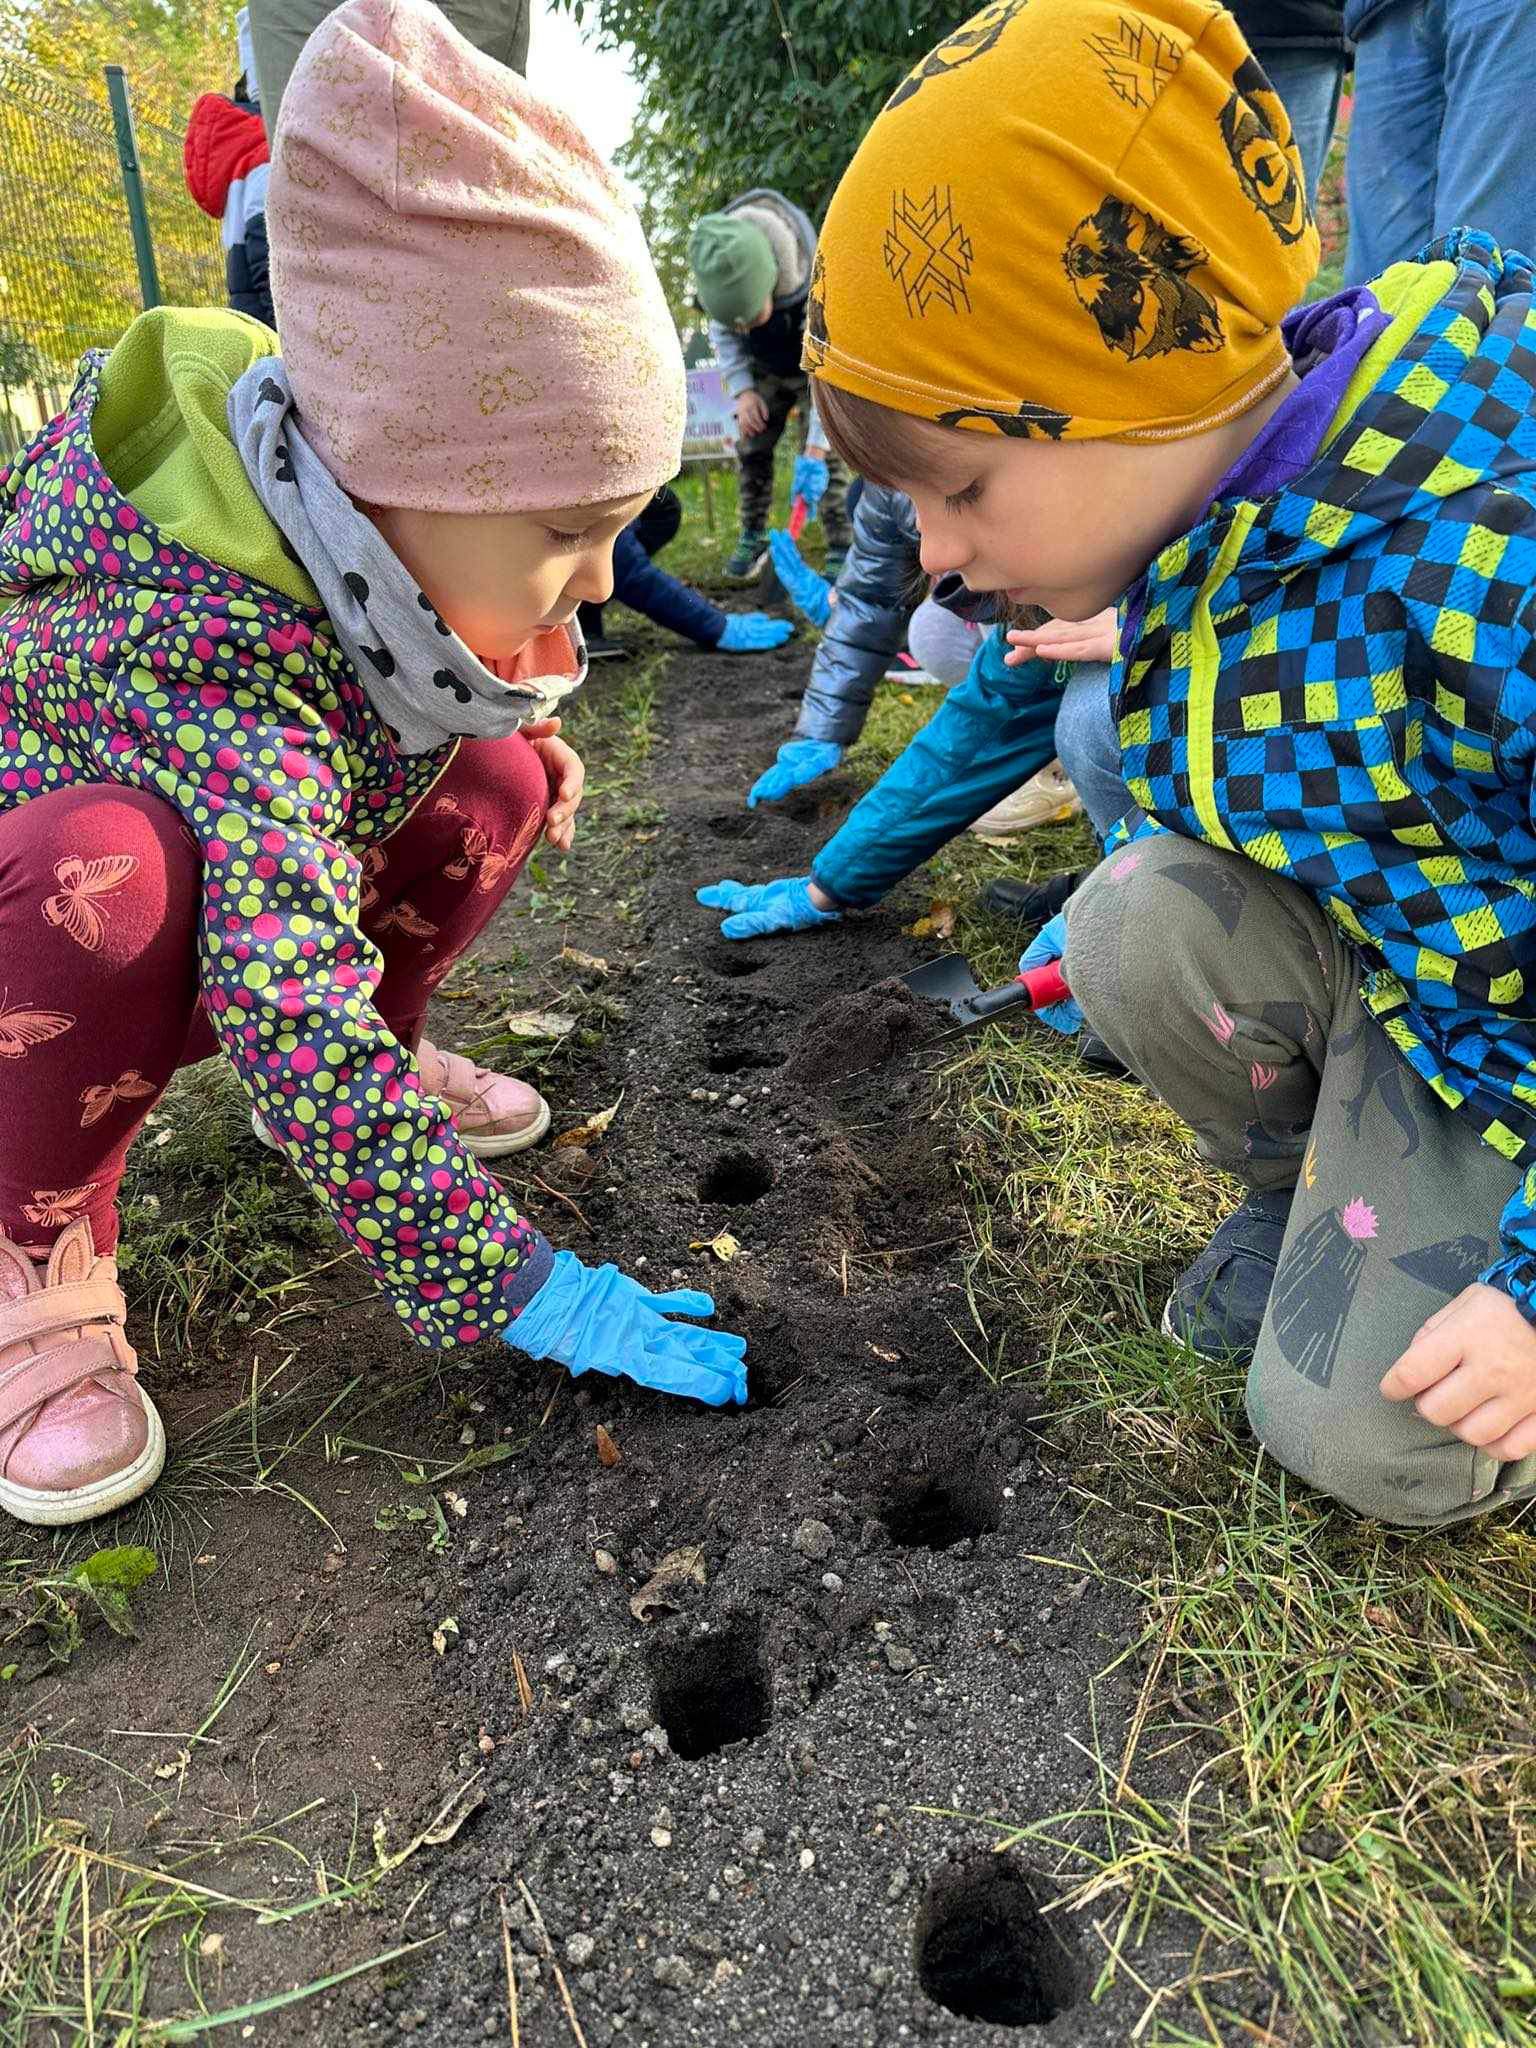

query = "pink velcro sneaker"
[254, 1036, 550, 1161]
[0, 1217, 165, 1527]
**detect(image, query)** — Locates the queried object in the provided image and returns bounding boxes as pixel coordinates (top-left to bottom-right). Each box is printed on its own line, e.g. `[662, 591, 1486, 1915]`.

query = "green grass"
[851, 679, 1536, 2044]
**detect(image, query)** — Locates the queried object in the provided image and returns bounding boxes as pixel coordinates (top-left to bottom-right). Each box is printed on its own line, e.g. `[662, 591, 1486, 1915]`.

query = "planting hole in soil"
[649, 1614, 771, 1761]
[698, 1148, 775, 1206]
[879, 1449, 1004, 1550]
[914, 1855, 1082, 2027]
[702, 943, 770, 978]
[707, 812, 756, 840]
[706, 1044, 780, 1074]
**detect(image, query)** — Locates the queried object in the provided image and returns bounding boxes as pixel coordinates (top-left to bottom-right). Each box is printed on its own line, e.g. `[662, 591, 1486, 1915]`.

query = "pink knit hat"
[265, 0, 684, 513]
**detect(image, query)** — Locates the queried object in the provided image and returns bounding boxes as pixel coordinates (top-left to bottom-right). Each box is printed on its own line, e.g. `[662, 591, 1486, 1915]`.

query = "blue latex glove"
[717, 612, 795, 654]
[510, 1250, 747, 1405]
[768, 529, 832, 628]
[791, 453, 829, 518]
[695, 874, 842, 940]
[1019, 913, 1084, 1035]
[747, 738, 843, 809]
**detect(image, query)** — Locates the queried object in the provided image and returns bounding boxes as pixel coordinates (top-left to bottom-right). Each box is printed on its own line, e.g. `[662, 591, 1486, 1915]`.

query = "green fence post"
[104, 64, 161, 311]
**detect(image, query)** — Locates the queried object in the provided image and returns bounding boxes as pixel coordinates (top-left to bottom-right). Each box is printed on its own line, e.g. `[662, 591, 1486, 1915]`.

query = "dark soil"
[18, 628, 1224, 2045]
[780, 975, 934, 1089]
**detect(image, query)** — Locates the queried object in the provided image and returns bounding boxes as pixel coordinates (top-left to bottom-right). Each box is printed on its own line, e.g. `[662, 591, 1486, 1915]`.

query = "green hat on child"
[690, 213, 778, 325]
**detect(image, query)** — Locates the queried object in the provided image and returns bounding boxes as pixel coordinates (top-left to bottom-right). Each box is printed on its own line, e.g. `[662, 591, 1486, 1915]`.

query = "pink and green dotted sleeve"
[99, 630, 554, 1348]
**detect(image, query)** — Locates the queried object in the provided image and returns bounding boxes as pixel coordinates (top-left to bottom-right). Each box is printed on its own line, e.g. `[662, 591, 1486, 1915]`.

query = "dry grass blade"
[515, 1876, 589, 2048]
[498, 1886, 521, 2048]
[512, 1648, 534, 1718]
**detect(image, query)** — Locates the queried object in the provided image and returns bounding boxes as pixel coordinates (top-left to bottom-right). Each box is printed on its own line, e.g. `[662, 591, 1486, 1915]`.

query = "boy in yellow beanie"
[701, 0, 1536, 1528]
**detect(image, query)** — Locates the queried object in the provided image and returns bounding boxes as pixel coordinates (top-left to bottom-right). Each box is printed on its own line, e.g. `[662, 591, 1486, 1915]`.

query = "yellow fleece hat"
[805, 0, 1319, 442]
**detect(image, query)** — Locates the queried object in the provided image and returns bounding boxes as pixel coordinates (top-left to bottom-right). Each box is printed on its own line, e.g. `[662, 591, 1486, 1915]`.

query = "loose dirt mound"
[780, 974, 934, 1088]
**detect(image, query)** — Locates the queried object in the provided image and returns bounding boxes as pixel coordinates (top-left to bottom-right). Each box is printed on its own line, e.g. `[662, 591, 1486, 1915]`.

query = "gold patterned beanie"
[805, 0, 1319, 443]
[268, 0, 684, 512]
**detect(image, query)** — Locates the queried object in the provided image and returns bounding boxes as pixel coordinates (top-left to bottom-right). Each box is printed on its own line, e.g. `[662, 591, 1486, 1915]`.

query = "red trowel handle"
[1017, 960, 1071, 1009]
[960, 959, 1072, 1025]
[787, 494, 809, 541]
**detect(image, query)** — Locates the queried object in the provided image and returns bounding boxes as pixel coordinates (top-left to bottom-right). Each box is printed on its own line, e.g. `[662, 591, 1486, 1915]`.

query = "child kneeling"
[800, 0, 1536, 1527]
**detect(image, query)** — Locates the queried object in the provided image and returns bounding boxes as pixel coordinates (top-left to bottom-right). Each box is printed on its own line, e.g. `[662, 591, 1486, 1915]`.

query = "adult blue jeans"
[1054, 663, 1127, 845]
[1251, 43, 1346, 209]
[1345, 0, 1536, 285]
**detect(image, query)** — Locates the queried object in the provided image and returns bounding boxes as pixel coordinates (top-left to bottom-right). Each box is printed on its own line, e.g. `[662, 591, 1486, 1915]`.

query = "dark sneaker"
[1162, 1187, 1294, 1362]
[582, 632, 630, 662]
[979, 866, 1087, 932]
[726, 530, 768, 579]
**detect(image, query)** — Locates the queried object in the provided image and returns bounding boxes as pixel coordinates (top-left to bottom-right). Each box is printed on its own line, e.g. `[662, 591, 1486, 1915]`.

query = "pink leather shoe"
[0, 1218, 165, 1528]
[254, 1036, 550, 1160]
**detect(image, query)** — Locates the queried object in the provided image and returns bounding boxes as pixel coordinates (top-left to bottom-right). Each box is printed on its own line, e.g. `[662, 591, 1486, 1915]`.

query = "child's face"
[894, 417, 1258, 625]
[370, 490, 654, 661]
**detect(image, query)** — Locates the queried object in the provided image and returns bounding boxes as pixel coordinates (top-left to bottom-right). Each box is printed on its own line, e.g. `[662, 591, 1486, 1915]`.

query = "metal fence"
[0, 54, 222, 456]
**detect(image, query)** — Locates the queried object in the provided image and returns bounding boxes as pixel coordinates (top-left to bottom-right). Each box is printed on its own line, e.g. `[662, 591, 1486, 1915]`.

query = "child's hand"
[1380, 1282, 1536, 1461]
[522, 717, 585, 853]
[735, 390, 768, 439]
[1005, 606, 1117, 668]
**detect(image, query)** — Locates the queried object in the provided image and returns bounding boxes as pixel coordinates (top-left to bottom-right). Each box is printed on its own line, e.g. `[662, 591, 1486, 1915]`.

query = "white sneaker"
[968, 760, 1082, 841]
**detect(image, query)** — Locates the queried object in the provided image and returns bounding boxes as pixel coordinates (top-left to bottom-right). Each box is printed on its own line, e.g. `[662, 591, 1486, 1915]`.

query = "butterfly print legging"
[0, 733, 548, 1255]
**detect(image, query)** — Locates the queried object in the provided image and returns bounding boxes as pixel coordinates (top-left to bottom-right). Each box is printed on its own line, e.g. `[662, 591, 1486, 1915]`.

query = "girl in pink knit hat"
[0, 0, 746, 1528]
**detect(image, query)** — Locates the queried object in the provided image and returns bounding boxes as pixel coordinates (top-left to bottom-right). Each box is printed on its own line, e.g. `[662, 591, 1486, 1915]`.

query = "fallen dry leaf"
[552, 1091, 624, 1151]
[630, 1544, 708, 1623]
[444, 1490, 468, 1518]
[868, 1343, 902, 1363]
[199, 1932, 225, 1960]
[631, 828, 660, 844]
[560, 946, 610, 976]
[431, 1615, 460, 1656]
[688, 1231, 740, 1263]
[513, 1647, 534, 1716]
[505, 1008, 576, 1039]
[906, 899, 957, 941]
[595, 1424, 622, 1469]
[153, 1747, 191, 1781]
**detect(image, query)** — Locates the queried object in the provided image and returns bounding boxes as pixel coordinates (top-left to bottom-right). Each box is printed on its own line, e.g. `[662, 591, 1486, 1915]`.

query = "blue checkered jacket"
[1116, 232, 1536, 1319]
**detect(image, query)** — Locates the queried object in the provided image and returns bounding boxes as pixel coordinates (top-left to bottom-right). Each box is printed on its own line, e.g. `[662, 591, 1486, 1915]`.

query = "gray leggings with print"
[1065, 831, 1536, 1529]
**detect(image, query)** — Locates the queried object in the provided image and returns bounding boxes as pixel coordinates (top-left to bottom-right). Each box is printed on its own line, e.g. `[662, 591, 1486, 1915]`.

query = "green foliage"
[2, 1544, 160, 1680]
[0, 0, 231, 376]
[552, 0, 960, 320]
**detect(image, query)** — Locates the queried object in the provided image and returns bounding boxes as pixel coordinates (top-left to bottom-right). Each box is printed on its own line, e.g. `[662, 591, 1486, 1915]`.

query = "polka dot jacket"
[0, 347, 554, 1347]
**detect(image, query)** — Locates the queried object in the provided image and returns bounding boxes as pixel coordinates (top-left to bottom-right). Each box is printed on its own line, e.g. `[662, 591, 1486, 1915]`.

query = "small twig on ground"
[538, 1376, 564, 1429]
[498, 1887, 521, 2047]
[512, 1648, 534, 1718]
[515, 1877, 589, 2048]
[528, 1174, 591, 1234]
[840, 1251, 848, 1297]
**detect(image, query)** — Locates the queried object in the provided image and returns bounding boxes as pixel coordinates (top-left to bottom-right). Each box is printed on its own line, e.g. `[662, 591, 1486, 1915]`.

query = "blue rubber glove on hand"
[1019, 913, 1084, 1035]
[717, 612, 795, 654]
[791, 453, 829, 518]
[510, 1250, 747, 1405]
[695, 874, 841, 940]
[767, 530, 832, 628]
[747, 738, 842, 808]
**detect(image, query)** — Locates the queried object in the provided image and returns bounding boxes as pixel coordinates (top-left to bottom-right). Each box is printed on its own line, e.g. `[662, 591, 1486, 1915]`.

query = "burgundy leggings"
[0, 735, 548, 1255]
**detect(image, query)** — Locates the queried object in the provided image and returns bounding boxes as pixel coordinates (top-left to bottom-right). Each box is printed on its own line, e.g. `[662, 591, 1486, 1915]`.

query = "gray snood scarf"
[228, 359, 585, 755]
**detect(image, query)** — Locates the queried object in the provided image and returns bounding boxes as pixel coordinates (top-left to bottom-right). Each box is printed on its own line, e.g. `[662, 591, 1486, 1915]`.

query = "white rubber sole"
[252, 1095, 552, 1161]
[0, 1391, 166, 1528]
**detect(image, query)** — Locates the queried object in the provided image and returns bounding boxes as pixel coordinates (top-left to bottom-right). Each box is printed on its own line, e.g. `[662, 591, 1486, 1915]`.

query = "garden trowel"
[895, 952, 1072, 1040]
